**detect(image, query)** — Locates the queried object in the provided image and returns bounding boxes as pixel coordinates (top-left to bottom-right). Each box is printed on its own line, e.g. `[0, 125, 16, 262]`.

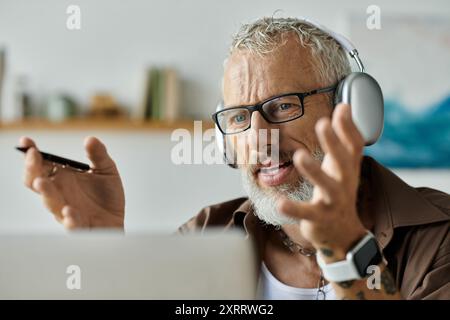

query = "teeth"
[259, 161, 290, 174]
[260, 166, 280, 174]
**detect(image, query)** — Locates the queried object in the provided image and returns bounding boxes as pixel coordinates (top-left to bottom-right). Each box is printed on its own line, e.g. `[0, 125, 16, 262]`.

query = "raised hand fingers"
[33, 177, 66, 221]
[20, 137, 52, 191]
[315, 117, 349, 176]
[293, 150, 338, 204]
[19, 136, 37, 149]
[24, 147, 50, 191]
[277, 196, 319, 222]
[84, 136, 116, 174]
[332, 104, 364, 158]
[62, 206, 86, 230]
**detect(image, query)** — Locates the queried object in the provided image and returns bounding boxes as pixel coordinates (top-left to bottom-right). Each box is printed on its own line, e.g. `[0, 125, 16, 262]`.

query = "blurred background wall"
[0, 0, 449, 233]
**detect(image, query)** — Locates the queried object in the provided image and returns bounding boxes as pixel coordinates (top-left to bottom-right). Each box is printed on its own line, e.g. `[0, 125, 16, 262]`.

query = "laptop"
[0, 231, 257, 299]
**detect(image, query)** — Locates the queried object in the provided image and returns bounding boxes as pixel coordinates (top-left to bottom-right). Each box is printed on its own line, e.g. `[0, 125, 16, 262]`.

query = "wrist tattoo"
[356, 291, 366, 300]
[337, 280, 355, 289]
[380, 268, 397, 295]
[320, 247, 334, 257]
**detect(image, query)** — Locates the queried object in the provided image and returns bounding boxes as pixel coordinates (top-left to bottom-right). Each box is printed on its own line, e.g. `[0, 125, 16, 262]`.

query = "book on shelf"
[138, 66, 180, 122]
[0, 48, 5, 118]
[139, 68, 153, 120]
[164, 68, 180, 122]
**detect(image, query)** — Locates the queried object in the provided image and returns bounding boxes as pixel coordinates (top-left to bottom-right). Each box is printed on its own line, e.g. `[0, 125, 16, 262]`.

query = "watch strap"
[316, 253, 362, 282]
[316, 232, 376, 282]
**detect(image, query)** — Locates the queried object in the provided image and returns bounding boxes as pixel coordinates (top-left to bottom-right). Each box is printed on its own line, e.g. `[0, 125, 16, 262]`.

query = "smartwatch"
[316, 231, 383, 282]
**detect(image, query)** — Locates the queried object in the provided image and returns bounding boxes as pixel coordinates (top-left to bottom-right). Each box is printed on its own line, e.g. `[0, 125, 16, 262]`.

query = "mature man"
[20, 17, 449, 300]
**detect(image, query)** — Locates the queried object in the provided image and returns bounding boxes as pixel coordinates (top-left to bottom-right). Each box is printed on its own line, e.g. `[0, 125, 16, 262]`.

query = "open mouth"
[256, 160, 294, 186]
[257, 160, 293, 174]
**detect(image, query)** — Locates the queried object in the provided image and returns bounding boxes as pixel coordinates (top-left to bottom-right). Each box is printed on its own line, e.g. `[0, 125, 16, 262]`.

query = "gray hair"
[225, 16, 351, 86]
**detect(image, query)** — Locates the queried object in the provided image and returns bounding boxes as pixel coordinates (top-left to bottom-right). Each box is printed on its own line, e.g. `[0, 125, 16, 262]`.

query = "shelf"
[0, 118, 215, 132]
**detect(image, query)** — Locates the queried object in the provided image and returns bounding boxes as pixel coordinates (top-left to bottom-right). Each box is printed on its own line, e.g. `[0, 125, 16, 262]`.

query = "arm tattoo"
[337, 280, 355, 289]
[320, 247, 334, 257]
[380, 268, 397, 295]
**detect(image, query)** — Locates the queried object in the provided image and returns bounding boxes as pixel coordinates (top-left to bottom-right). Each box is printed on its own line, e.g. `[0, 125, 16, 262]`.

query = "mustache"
[245, 148, 325, 176]
[246, 149, 296, 175]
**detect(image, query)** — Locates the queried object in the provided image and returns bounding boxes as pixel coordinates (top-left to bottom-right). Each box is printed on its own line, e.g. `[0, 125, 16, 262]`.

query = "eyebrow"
[223, 92, 298, 109]
[222, 84, 336, 110]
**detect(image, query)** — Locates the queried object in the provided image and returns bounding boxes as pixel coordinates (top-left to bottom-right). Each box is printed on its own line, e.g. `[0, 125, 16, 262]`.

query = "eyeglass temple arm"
[304, 84, 337, 97]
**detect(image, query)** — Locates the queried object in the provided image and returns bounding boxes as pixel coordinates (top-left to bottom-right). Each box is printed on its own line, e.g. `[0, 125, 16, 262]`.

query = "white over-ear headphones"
[215, 18, 384, 168]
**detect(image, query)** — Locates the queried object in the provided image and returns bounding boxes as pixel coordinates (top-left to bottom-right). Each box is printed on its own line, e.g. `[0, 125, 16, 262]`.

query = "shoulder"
[362, 156, 450, 225]
[363, 158, 450, 299]
[177, 197, 250, 234]
[409, 187, 449, 258]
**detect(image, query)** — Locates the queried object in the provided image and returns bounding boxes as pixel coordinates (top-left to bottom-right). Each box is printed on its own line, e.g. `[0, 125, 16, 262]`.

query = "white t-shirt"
[258, 262, 337, 300]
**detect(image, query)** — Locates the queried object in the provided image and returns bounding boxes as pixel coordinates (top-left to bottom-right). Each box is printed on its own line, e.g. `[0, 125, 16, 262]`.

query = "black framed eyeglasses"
[212, 84, 336, 135]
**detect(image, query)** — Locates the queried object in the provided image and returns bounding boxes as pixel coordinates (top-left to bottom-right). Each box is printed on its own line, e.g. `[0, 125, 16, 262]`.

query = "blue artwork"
[364, 96, 450, 168]
[349, 15, 450, 168]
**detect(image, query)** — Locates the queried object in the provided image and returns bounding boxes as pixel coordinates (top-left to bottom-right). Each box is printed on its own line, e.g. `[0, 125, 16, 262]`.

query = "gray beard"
[241, 149, 324, 227]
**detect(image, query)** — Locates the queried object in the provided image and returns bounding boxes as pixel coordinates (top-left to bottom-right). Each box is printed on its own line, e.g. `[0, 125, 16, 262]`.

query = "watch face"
[353, 238, 382, 277]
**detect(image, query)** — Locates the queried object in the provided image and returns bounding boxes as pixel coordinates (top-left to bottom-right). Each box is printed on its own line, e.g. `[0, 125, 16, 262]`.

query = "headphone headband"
[300, 17, 365, 72]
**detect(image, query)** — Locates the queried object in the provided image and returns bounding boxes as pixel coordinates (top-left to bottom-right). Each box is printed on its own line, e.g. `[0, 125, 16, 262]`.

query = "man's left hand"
[278, 103, 368, 262]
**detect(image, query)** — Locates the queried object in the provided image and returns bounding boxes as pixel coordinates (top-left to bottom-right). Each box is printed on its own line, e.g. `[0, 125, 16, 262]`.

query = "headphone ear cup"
[333, 72, 384, 146]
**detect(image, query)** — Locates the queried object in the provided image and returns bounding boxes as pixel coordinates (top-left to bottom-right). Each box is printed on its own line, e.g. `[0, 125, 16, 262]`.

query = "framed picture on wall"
[347, 14, 450, 168]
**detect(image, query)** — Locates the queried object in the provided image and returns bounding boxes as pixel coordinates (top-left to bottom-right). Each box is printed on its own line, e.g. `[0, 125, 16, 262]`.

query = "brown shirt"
[178, 156, 450, 300]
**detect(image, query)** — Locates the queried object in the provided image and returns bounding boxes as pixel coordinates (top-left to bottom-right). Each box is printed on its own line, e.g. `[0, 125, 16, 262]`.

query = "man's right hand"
[19, 136, 125, 230]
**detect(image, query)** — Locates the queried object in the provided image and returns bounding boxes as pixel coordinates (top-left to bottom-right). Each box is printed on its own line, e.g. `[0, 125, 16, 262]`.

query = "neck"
[281, 224, 316, 253]
[263, 223, 325, 289]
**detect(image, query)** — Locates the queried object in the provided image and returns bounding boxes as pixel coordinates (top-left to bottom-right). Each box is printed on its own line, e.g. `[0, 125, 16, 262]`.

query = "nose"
[250, 110, 271, 133]
[245, 111, 279, 164]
